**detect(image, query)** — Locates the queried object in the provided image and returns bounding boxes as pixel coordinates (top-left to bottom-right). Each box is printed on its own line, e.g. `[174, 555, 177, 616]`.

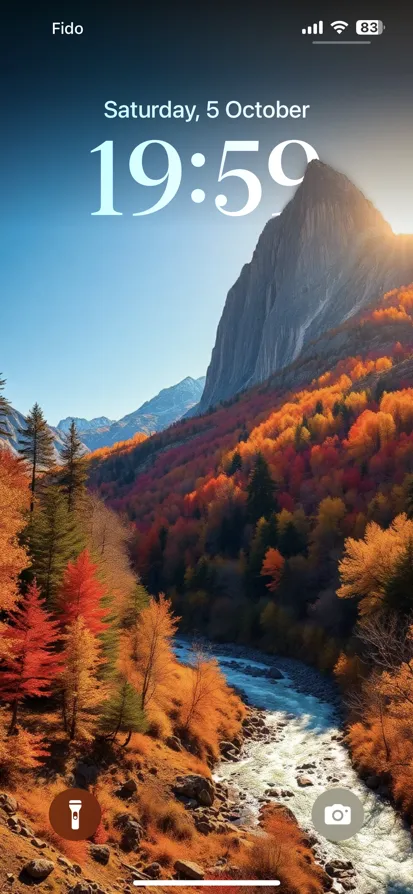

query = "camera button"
[312, 787, 364, 841]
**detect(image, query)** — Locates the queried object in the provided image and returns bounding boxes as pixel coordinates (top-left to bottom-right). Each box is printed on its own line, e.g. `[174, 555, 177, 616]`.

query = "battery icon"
[356, 20, 385, 35]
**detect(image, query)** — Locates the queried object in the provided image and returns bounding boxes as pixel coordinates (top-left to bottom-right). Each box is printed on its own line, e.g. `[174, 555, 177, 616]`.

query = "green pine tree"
[278, 520, 307, 558]
[247, 453, 277, 527]
[18, 403, 55, 513]
[246, 513, 278, 598]
[100, 676, 147, 745]
[29, 486, 84, 605]
[121, 582, 150, 629]
[227, 450, 242, 476]
[61, 420, 87, 511]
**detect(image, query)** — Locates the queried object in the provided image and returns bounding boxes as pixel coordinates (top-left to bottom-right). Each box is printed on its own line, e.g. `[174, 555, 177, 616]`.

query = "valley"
[2, 162, 413, 893]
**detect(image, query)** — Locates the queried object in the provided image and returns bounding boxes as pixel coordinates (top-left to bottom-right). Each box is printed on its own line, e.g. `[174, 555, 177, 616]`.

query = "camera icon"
[324, 804, 352, 825]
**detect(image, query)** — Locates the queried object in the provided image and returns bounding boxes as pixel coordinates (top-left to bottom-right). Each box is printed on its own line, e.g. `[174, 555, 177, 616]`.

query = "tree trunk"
[70, 697, 77, 740]
[122, 730, 132, 748]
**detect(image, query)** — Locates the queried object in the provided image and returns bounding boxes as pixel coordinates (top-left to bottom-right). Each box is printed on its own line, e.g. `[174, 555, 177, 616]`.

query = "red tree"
[261, 548, 285, 593]
[59, 549, 108, 634]
[0, 581, 62, 733]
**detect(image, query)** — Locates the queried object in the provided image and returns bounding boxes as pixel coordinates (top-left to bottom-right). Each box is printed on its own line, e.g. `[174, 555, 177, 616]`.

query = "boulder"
[365, 775, 380, 790]
[89, 844, 110, 865]
[174, 774, 215, 807]
[24, 858, 55, 880]
[267, 667, 283, 680]
[174, 859, 204, 880]
[195, 819, 215, 835]
[0, 793, 17, 814]
[325, 860, 353, 877]
[57, 856, 73, 869]
[75, 761, 98, 787]
[116, 778, 138, 798]
[144, 862, 162, 879]
[31, 838, 47, 849]
[115, 814, 143, 851]
[220, 740, 239, 756]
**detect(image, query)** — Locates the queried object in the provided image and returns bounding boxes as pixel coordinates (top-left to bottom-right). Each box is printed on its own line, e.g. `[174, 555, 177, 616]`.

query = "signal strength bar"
[302, 20, 323, 34]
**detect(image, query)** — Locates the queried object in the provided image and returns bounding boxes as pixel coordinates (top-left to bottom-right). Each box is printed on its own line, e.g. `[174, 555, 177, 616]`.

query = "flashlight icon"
[68, 799, 82, 831]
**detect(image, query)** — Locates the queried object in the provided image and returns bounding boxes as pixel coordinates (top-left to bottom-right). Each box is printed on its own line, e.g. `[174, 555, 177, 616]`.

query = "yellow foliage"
[338, 513, 413, 616]
[60, 616, 105, 741]
[241, 807, 325, 892]
[0, 449, 29, 614]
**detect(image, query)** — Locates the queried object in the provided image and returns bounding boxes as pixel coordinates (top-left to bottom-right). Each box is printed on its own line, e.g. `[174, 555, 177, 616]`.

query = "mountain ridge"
[72, 375, 206, 450]
[199, 160, 413, 411]
[0, 407, 89, 463]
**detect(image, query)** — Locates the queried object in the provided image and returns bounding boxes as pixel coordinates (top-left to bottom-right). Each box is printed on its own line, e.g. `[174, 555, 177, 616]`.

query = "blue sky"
[2, 2, 412, 425]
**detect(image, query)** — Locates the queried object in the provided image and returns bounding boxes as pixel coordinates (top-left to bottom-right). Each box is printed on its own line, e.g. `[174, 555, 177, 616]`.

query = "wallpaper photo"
[1, 2, 413, 892]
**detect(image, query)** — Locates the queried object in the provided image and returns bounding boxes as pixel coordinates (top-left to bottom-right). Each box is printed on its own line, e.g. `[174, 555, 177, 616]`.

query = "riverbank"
[187, 640, 413, 894]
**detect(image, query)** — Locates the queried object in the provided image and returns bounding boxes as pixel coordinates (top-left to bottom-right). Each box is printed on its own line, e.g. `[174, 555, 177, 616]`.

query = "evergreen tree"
[100, 675, 146, 745]
[247, 453, 277, 526]
[121, 582, 150, 629]
[0, 581, 62, 733]
[278, 520, 307, 558]
[29, 486, 84, 605]
[246, 513, 278, 598]
[0, 374, 11, 437]
[18, 403, 54, 513]
[227, 450, 242, 476]
[61, 420, 87, 511]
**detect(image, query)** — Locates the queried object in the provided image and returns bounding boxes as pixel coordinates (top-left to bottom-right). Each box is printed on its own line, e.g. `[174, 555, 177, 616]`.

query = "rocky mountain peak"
[199, 162, 413, 411]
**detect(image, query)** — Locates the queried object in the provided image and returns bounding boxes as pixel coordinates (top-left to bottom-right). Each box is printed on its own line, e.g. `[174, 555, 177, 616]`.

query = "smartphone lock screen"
[1, 3, 413, 893]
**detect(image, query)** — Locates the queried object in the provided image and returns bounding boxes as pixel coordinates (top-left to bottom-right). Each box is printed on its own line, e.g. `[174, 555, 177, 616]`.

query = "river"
[176, 641, 413, 894]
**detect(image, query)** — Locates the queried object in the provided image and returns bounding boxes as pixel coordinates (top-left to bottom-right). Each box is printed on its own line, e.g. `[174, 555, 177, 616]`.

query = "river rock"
[267, 667, 283, 679]
[174, 774, 215, 807]
[365, 774, 381, 790]
[175, 859, 204, 880]
[325, 860, 353, 877]
[297, 776, 314, 787]
[24, 858, 55, 880]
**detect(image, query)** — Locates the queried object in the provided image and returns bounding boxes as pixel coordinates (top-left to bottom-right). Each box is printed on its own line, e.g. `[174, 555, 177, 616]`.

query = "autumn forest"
[2, 285, 413, 891]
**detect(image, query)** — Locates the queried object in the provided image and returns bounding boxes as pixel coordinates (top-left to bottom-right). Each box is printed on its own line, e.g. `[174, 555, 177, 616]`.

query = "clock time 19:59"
[91, 139, 319, 218]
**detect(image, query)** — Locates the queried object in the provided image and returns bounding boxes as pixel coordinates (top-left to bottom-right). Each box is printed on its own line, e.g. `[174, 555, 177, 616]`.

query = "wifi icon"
[330, 20, 349, 34]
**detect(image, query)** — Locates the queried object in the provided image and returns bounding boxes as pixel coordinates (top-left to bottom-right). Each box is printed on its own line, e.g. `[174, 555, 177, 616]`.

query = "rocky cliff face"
[199, 161, 413, 411]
